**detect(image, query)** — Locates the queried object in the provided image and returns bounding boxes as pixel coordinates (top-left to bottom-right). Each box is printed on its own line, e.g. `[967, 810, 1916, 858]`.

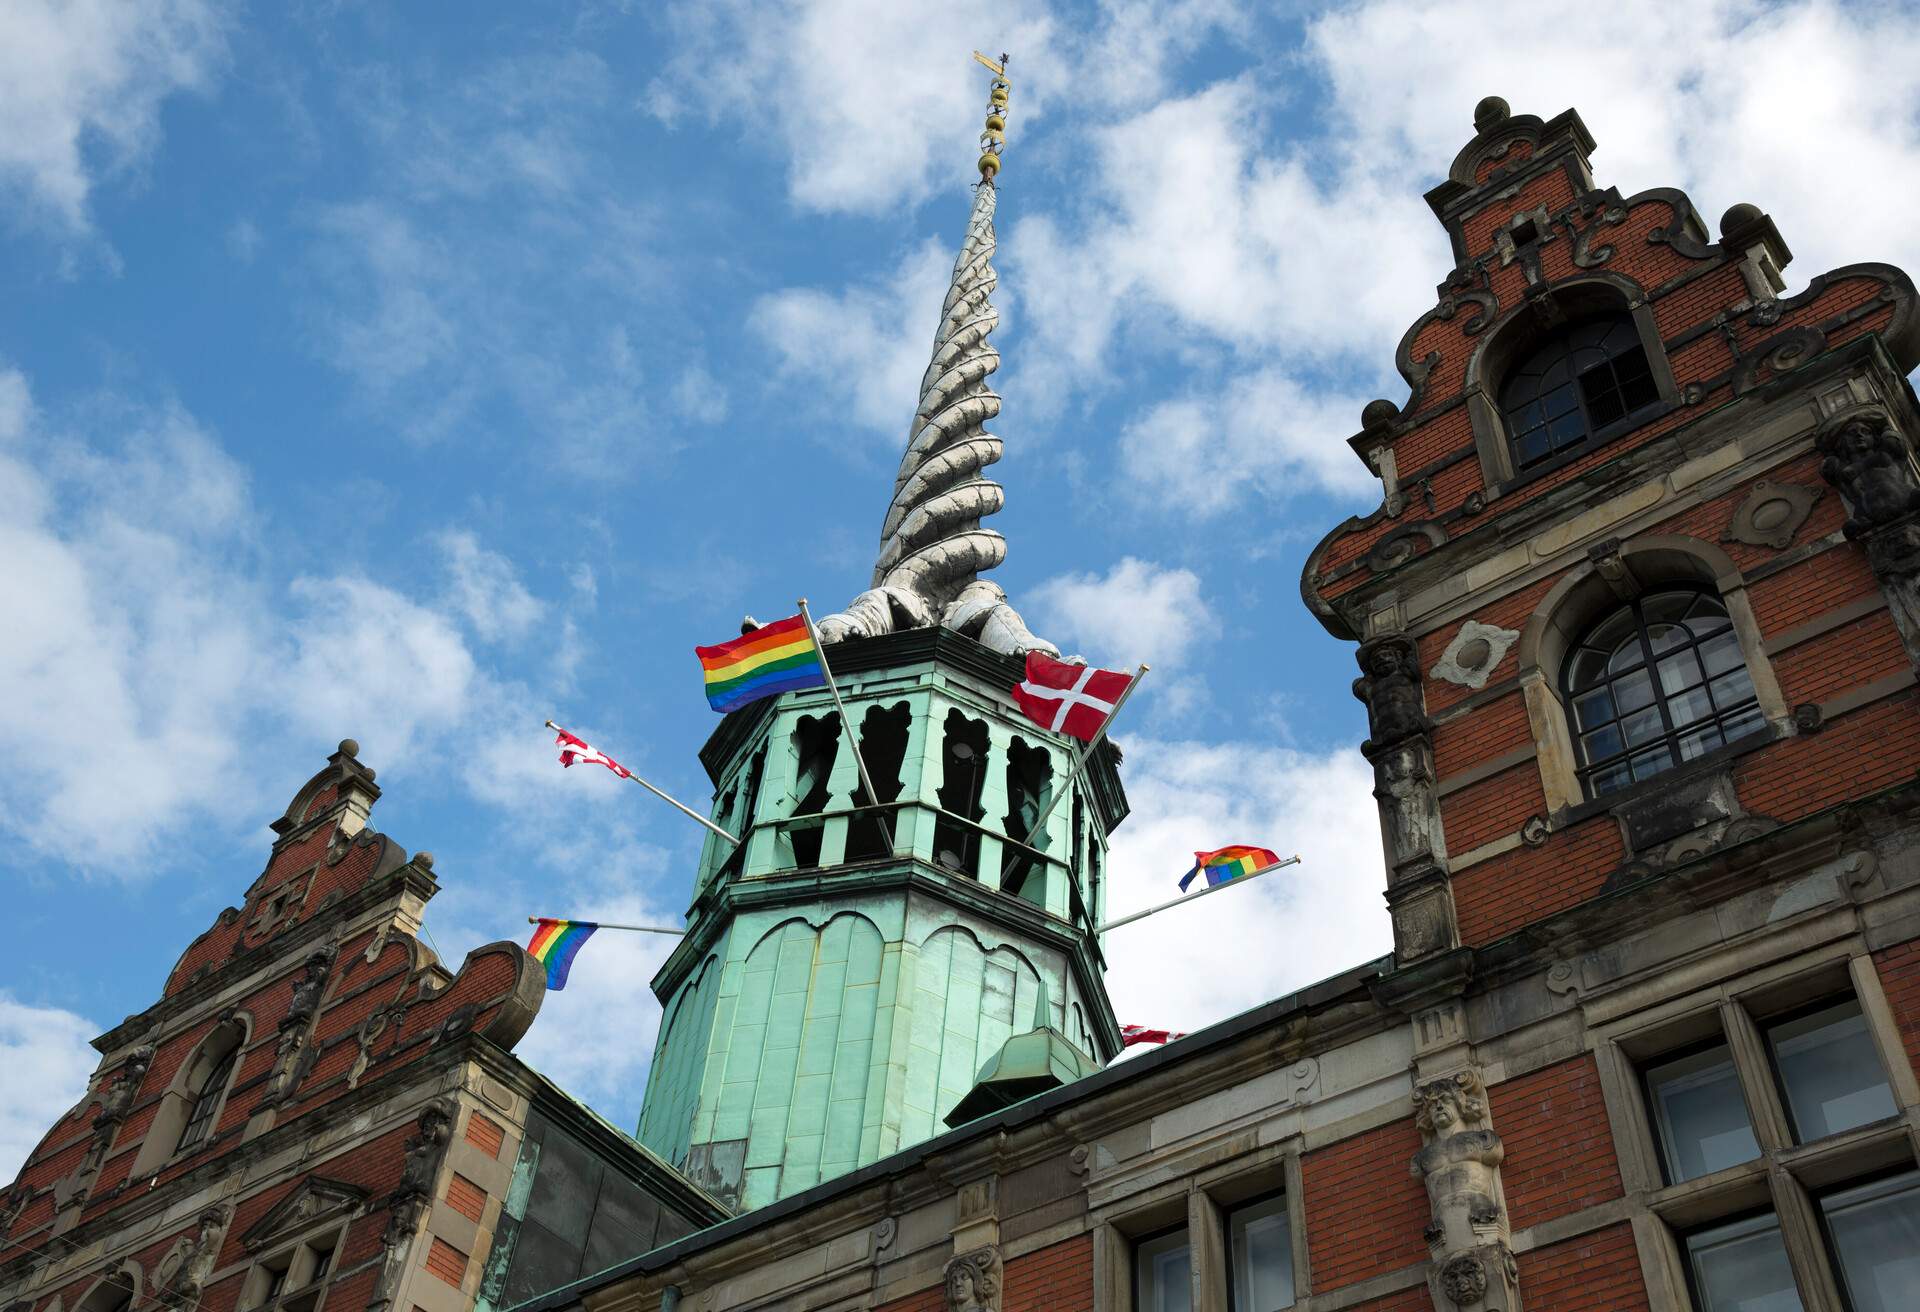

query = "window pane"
[1709, 668, 1756, 712]
[1228, 1195, 1294, 1311]
[1668, 684, 1715, 729]
[1516, 429, 1551, 466]
[1621, 706, 1664, 748]
[1823, 1171, 1920, 1312]
[1657, 650, 1704, 694]
[1767, 1000, 1896, 1140]
[1134, 1230, 1192, 1312]
[1621, 370, 1659, 411]
[1630, 747, 1671, 781]
[1572, 686, 1615, 730]
[1591, 760, 1632, 795]
[1568, 647, 1611, 690]
[1585, 379, 1627, 428]
[1646, 1044, 1759, 1183]
[1684, 1213, 1805, 1312]
[1699, 630, 1743, 677]
[1721, 704, 1767, 746]
[1678, 723, 1725, 761]
[1644, 592, 1695, 623]
[1582, 724, 1624, 764]
[1548, 411, 1587, 447]
[1613, 668, 1655, 712]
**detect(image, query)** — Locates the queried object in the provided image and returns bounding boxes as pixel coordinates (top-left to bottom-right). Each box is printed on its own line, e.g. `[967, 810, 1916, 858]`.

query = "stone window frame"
[1092, 1146, 1309, 1311]
[1587, 944, 1920, 1310]
[1516, 535, 1790, 818]
[132, 1014, 252, 1176]
[237, 1219, 348, 1312]
[70, 1261, 143, 1312]
[1464, 275, 1681, 496]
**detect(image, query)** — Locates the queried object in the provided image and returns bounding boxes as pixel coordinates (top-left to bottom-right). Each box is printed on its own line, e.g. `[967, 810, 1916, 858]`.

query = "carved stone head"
[943, 1246, 1001, 1312]
[1414, 1070, 1488, 1140]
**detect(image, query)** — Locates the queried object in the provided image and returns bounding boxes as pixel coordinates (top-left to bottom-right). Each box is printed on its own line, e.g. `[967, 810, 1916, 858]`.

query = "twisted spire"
[815, 54, 1056, 658]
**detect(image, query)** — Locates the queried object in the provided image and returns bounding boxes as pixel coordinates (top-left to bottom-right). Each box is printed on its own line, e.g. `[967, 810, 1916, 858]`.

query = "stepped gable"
[1303, 97, 1920, 635]
[0, 740, 545, 1271]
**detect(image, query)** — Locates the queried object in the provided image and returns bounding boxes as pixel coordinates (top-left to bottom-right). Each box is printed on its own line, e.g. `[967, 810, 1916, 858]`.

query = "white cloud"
[0, 0, 226, 234]
[438, 531, 544, 642]
[651, 1, 1060, 216]
[1118, 368, 1378, 512]
[1030, 557, 1213, 667]
[0, 995, 98, 1182]
[749, 236, 954, 446]
[1306, 0, 1920, 288]
[671, 363, 729, 425]
[1101, 739, 1389, 1034]
[0, 362, 583, 871]
[226, 216, 261, 264]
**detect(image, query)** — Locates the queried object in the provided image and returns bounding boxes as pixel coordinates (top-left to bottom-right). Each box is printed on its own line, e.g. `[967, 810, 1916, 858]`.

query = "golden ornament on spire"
[973, 51, 1009, 180]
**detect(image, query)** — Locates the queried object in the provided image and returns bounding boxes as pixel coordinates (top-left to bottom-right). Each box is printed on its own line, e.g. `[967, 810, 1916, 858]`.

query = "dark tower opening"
[847, 701, 912, 862]
[999, 735, 1054, 896]
[934, 710, 990, 877]
[785, 712, 840, 869]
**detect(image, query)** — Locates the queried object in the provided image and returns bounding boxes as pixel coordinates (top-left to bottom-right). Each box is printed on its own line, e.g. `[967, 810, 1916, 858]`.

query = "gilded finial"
[973, 51, 1009, 180]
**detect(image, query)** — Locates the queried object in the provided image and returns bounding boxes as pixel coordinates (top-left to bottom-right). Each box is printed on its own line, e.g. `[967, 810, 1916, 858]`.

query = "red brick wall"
[1002, 1235, 1093, 1311]
[1301, 1117, 1428, 1290]
[1874, 939, 1920, 1079]
[1452, 819, 1625, 946]
[1491, 1056, 1624, 1229]
[1515, 1223, 1650, 1310]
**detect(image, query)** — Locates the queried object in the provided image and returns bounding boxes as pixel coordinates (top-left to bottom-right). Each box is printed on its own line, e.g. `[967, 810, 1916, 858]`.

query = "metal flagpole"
[1017, 663, 1150, 854]
[1094, 856, 1302, 933]
[545, 719, 741, 847]
[528, 916, 686, 937]
[795, 598, 892, 844]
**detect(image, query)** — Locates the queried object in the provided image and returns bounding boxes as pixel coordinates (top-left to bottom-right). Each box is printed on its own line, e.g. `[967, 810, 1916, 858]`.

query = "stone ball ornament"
[1719, 202, 1763, 236]
[1473, 95, 1509, 131]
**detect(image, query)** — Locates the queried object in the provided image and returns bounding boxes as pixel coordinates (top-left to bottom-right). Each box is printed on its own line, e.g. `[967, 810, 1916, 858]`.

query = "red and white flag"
[1121, 1024, 1186, 1048]
[555, 729, 632, 780]
[1011, 651, 1134, 743]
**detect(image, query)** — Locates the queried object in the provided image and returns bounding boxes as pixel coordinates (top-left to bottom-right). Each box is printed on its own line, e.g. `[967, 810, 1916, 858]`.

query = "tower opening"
[782, 713, 840, 869]
[999, 735, 1053, 896]
[934, 709, 990, 877]
[847, 701, 912, 862]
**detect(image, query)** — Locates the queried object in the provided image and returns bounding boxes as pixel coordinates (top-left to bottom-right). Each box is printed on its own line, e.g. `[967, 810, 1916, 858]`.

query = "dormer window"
[1500, 316, 1659, 470]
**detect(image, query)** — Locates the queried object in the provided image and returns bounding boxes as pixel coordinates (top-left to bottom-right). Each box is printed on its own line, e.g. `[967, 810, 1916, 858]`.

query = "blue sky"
[5, 0, 1920, 1174]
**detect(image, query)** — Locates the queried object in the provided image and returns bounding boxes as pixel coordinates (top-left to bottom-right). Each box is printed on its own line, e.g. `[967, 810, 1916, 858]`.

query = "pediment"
[241, 1177, 368, 1250]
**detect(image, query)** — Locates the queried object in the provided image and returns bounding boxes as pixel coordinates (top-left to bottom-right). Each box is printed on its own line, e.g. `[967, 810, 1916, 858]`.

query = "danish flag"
[1011, 651, 1134, 743]
[554, 728, 632, 779]
[1121, 1024, 1186, 1048]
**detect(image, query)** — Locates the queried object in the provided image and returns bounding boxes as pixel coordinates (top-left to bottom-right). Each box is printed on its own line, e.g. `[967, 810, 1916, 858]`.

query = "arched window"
[1561, 589, 1767, 797]
[175, 1042, 240, 1152]
[1500, 316, 1659, 470]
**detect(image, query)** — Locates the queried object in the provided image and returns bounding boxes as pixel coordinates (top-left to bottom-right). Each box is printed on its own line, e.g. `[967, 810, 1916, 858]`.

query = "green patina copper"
[634, 628, 1127, 1212]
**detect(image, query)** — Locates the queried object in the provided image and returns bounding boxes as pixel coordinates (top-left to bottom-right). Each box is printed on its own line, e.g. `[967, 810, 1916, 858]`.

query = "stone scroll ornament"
[814, 57, 1057, 661]
[1411, 1071, 1520, 1311]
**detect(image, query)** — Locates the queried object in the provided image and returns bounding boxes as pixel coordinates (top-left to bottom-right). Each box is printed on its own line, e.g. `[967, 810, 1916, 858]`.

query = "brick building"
[0, 744, 723, 1312]
[498, 96, 1920, 1310]
[13, 85, 1920, 1312]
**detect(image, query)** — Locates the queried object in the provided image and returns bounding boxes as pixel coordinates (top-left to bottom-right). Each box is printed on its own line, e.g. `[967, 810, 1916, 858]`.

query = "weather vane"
[972, 50, 1010, 180]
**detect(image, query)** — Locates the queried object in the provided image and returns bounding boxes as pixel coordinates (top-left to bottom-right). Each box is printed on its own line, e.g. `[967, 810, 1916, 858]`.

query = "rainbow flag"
[696, 614, 828, 712]
[1180, 845, 1282, 892]
[526, 919, 598, 990]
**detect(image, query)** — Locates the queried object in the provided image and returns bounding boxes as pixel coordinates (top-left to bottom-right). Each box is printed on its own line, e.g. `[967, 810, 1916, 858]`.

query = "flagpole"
[545, 719, 741, 847]
[528, 916, 686, 937]
[795, 598, 891, 843]
[1017, 663, 1150, 854]
[1094, 855, 1302, 933]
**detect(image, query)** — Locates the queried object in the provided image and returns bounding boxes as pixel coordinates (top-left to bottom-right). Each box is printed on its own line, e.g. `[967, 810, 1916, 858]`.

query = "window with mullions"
[1562, 589, 1766, 798]
[1500, 317, 1659, 470]
[176, 1045, 239, 1152]
[1226, 1193, 1294, 1310]
[1132, 1228, 1192, 1312]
